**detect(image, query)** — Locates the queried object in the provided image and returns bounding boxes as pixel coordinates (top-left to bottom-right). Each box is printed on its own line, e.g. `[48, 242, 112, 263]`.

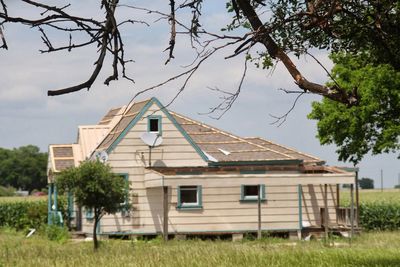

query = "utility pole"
[380, 169, 383, 192]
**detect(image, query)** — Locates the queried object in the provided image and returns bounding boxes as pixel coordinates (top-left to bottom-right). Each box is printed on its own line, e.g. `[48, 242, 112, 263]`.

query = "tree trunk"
[93, 212, 99, 251]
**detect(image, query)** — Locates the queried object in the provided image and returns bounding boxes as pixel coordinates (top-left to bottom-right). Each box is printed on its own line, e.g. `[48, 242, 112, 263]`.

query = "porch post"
[336, 184, 340, 225]
[355, 169, 359, 227]
[257, 184, 261, 239]
[163, 186, 168, 241]
[47, 183, 53, 225]
[324, 184, 328, 239]
[350, 183, 355, 239]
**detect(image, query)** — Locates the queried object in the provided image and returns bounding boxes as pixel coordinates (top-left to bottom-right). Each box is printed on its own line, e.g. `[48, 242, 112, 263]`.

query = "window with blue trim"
[85, 208, 94, 220]
[240, 184, 266, 202]
[118, 174, 130, 216]
[147, 115, 162, 134]
[177, 185, 202, 209]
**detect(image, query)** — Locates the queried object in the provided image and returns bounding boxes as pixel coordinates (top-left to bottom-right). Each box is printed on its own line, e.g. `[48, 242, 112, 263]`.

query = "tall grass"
[0, 230, 399, 267]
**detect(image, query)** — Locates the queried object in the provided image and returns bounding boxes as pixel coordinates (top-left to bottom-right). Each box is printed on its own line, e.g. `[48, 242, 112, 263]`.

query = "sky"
[0, 1, 398, 188]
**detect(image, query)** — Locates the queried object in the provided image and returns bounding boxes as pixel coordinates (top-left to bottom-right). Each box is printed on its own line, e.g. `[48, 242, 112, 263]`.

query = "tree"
[56, 160, 128, 250]
[308, 53, 400, 164]
[358, 177, 374, 190]
[0, 1, 398, 106]
[0, 145, 48, 192]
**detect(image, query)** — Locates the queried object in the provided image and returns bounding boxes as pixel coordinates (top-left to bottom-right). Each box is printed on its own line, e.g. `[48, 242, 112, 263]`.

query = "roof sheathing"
[96, 99, 151, 152]
[245, 137, 324, 164]
[171, 112, 297, 163]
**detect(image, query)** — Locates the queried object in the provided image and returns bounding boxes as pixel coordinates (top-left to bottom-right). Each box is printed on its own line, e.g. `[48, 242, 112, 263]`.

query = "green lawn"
[340, 189, 400, 205]
[0, 230, 400, 267]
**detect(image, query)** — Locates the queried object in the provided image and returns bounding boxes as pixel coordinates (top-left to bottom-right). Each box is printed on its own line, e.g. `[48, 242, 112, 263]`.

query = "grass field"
[340, 189, 400, 205]
[0, 230, 399, 267]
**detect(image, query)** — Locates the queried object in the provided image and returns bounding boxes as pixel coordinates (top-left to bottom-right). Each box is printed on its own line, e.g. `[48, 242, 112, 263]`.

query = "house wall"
[80, 103, 338, 235]
[81, 103, 207, 234]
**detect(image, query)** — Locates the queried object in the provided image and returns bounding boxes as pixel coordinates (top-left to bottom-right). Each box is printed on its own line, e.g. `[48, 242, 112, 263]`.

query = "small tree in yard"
[56, 160, 127, 250]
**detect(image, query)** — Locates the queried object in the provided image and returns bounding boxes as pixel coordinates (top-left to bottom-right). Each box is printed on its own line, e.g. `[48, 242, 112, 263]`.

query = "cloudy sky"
[0, 1, 398, 187]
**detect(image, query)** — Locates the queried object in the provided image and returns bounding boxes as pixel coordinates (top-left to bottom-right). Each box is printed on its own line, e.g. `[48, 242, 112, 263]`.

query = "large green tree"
[56, 160, 128, 250]
[308, 53, 400, 164]
[0, 145, 48, 192]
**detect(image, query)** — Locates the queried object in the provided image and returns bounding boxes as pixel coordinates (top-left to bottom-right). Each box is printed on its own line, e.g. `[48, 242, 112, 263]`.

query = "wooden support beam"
[324, 184, 328, 239]
[336, 184, 340, 225]
[355, 170, 359, 227]
[350, 183, 355, 239]
[257, 184, 262, 239]
[163, 186, 169, 242]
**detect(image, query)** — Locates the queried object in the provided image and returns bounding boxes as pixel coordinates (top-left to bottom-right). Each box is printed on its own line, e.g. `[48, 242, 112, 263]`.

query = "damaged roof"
[49, 97, 324, 168]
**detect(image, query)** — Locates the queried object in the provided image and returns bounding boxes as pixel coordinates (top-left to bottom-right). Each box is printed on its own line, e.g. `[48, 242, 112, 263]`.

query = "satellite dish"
[140, 132, 163, 147]
[94, 150, 108, 163]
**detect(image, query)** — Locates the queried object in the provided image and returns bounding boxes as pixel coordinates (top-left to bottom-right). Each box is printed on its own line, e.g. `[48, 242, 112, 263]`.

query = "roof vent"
[218, 148, 231, 155]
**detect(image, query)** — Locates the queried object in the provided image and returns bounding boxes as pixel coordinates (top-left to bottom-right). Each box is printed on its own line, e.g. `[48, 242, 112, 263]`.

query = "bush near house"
[0, 198, 67, 231]
[359, 202, 400, 231]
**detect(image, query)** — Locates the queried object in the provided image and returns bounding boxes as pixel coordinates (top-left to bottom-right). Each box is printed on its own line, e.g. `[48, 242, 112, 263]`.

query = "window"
[147, 115, 162, 134]
[118, 174, 130, 216]
[85, 208, 94, 220]
[177, 185, 202, 209]
[240, 184, 266, 202]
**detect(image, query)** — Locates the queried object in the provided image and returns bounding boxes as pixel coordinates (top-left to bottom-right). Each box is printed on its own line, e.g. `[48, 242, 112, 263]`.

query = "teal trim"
[240, 184, 266, 202]
[86, 208, 94, 220]
[298, 184, 303, 229]
[239, 170, 267, 174]
[147, 115, 162, 135]
[209, 159, 303, 167]
[177, 185, 203, 210]
[106, 97, 209, 163]
[151, 98, 209, 162]
[117, 173, 130, 215]
[106, 99, 154, 154]
[67, 192, 75, 218]
[47, 183, 52, 225]
[53, 184, 58, 211]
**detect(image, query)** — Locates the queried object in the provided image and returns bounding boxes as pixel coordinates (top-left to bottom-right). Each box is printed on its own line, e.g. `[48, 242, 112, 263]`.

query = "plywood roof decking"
[245, 137, 323, 164]
[96, 99, 151, 151]
[170, 112, 295, 162]
[98, 107, 125, 125]
[49, 144, 80, 172]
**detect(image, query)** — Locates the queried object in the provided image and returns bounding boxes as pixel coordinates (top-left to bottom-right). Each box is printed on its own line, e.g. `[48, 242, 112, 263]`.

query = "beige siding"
[79, 103, 341, 235]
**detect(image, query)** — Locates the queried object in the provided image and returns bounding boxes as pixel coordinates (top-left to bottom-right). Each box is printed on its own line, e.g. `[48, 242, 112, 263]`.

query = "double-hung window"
[177, 185, 202, 209]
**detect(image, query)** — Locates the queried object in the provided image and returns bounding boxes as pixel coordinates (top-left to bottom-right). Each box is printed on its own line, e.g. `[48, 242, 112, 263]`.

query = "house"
[47, 97, 357, 239]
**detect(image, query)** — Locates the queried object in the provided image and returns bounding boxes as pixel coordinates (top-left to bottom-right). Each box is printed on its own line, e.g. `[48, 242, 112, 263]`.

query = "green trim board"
[67, 191, 75, 218]
[298, 184, 303, 229]
[106, 97, 209, 163]
[117, 173, 130, 216]
[177, 185, 203, 210]
[240, 184, 266, 202]
[85, 208, 94, 220]
[47, 183, 53, 225]
[147, 115, 162, 135]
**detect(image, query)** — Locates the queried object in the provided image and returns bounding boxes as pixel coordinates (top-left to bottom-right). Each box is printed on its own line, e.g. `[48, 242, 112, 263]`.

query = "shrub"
[0, 186, 16, 197]
[0, 198, 67, 231]
[359, 202, 400, 231]
[42, 225, 70, 242]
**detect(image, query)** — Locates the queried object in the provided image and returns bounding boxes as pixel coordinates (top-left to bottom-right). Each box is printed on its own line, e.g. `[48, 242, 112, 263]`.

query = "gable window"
[240, 184, 266, 202]
[177, 185, 202, 209]
[147, 115, 162, 134]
